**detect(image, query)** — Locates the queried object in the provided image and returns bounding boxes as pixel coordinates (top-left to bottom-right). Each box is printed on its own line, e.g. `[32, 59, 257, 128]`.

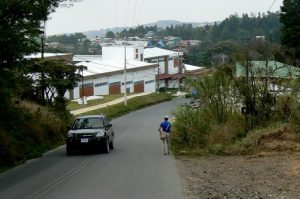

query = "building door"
[109, 82, 121, 94]
[80, 83, 94, 98]
[134, 80, 144, 93]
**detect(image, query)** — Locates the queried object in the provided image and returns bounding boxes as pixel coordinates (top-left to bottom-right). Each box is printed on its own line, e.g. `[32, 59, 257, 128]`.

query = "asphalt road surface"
[0, 97, 186, 199]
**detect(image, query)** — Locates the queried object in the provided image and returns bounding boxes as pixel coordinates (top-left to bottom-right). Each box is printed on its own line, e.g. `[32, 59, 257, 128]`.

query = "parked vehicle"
[66, 114, 114, 155]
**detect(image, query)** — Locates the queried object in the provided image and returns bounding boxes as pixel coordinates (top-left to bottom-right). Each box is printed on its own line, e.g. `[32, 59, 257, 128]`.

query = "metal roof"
[25, 53, 71, 59]
[184, 64, 204, 71]
[76, 59, 156, 77]
[236, 61, 300, 78]
[144, 47, 183, 59]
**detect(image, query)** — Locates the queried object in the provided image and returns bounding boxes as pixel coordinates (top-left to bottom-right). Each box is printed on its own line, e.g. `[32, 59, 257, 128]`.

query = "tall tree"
[105, 31, 115, 39]
[0, 0, 63, 125]
[280, 0, 300, 66]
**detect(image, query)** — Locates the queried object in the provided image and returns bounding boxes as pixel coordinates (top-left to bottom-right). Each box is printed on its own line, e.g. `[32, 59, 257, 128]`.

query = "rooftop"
[76, 59, 156, 77]
[144, 47, 183, 59]
[236, 61, 300, 78]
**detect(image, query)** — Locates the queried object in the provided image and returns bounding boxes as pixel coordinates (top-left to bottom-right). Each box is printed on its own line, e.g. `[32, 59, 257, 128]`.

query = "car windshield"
[72, 117, 104, 129]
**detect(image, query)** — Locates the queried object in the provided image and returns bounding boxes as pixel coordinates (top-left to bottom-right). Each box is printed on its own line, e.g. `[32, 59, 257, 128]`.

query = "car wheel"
[103, 137, 110, 153]
[109, 140, 114, 149]
[66, 145, 74, 156]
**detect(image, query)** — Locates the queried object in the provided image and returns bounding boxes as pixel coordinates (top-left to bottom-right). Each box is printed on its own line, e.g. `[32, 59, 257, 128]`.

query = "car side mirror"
[67, 125, 72, 130]
[105, 123, 112, 128]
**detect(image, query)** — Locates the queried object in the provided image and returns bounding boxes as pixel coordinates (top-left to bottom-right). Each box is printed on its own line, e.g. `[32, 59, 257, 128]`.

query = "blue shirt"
[160, 121, 171, 133]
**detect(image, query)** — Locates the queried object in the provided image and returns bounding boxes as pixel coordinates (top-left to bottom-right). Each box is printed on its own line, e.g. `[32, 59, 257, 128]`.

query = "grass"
[67, 94, 135, 111]
[79, 92, 172, 119]
[226, 122, 300, 155]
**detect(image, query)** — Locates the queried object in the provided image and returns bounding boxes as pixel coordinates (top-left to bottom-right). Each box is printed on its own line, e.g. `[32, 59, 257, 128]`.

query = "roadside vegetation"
[172, 47, 300, 156]
[172, 0, 300, 156]
[67, 94, 128, 111]
[80, 92, 172, 118]
[0, 92, 171, 172]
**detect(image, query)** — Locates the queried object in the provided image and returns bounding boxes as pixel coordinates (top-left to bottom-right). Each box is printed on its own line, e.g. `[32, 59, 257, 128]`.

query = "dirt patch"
[177, 153, 300, 199]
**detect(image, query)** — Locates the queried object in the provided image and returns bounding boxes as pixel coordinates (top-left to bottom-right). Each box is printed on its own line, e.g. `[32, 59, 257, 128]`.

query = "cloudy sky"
[46, 0, 283, 35]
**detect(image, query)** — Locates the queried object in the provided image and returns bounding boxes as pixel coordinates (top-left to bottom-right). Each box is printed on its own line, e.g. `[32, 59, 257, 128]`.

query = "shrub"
[0, 100, 69, 170]
[276, 94, 300, 122]
[172, 107, 211, 148]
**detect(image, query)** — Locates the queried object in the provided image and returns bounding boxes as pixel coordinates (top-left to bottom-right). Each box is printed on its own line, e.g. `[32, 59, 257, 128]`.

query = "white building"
[66, 46, 156, 99]
[67, 45, 205, 99]
[144, 47, 184, 89]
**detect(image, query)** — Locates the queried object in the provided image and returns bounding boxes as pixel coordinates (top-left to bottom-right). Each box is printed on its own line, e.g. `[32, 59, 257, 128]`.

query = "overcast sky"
[46, 0, 283, 35]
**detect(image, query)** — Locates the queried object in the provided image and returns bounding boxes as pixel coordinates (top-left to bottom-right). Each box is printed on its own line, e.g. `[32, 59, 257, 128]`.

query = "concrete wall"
[102, 46, 144, 61]
[66, 67, 156, 99]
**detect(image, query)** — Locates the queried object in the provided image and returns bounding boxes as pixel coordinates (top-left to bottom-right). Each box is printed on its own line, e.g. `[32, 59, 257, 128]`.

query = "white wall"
[94, 77, 109, 95]
[168, 58, 178, 75]
[102, 46, 144, 61]
[102, 46, 130, 60]
[67, 66, 156, 100]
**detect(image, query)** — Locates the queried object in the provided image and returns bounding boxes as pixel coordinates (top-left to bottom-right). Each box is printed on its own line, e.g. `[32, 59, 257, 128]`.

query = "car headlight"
[96, 131, 105, 137]
[67, 132, 74, 138]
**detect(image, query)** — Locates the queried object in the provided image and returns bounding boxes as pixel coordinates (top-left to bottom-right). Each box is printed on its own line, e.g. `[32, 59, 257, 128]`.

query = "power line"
[267, 0, 278, 12]
[115, 0, 118, 28]
[131, 0, 139, 26]
[136, 0, 145, 25]
[125, 0, 131, 27]
[257, 0, 278, 28]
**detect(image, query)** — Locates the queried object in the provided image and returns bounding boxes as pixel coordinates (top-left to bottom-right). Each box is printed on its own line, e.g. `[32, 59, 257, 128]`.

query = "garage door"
[80, 83, 94, 98]
[134, 80, 144, 93]
[109, 81, 121, 94]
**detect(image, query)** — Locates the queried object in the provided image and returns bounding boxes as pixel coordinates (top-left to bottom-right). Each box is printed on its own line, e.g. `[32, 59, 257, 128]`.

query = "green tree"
[105, 31, 115, 39]
[0, 0, 63, 125]
[280, 0, 300, 66]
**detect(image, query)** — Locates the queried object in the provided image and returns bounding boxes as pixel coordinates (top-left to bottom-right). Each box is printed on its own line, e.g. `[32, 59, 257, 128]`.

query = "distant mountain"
[146, 20, 216, 29]
[82, 20, 218, 39]
[83, 27, 125, 39]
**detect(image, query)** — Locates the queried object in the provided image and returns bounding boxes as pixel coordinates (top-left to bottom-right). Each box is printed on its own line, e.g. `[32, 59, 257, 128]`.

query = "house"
[26, 53, 73, 63]
[166, 37, 182, 46]
[236, 61, 300, 79]
[68, 44, 205, 99]
[143, 47, 205, 90]
[145, 31, 155, 38]
[236, 61, 300, 92]
[189, 40, 201, 46]
[65, 59, 156, 99]
[184, 64, 206, 77]
[65, 46, 156, 99]
[73, 55, 102, 63]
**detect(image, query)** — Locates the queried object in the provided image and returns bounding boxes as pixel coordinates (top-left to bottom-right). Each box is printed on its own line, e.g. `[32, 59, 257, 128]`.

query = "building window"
[95, 82, 108, 87]
[109, 81, 120, 86]
[145, 80, 155, 84]
[81, 83, 93, 88]
[134, 80, 144, 85]
[140, 53, 143, 61]
[121, 81, 133, 85]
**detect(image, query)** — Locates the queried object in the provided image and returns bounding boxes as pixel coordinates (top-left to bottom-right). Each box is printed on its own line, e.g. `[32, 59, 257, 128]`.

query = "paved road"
[0, 97, 186, 199]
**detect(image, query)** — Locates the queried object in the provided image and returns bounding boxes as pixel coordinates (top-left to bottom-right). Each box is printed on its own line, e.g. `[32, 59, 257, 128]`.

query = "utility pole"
[40, 19, 46, 104]
[157, 58, 160, 92]
[124, 34, 128, 106]
[81, 68, 84, 104]
[177, 48, 181, 92]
